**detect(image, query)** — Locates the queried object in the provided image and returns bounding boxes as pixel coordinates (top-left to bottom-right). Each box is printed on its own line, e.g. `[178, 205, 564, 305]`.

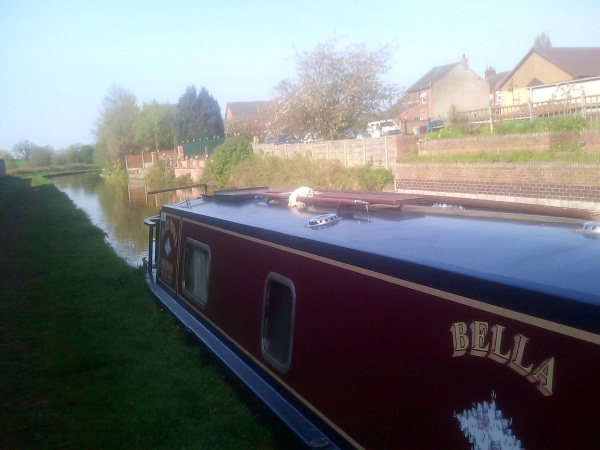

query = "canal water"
[52, 172, 201, 267]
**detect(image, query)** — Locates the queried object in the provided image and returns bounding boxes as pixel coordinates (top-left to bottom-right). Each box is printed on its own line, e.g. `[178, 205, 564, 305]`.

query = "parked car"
[426, 118, 447, 133]
[367, 120, 401, 137]
[303, 132, 318, 143]
[275, 133, 302, 145]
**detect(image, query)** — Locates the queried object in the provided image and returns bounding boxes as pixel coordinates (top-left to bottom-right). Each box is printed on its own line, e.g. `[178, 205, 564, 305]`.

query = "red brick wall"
[395, 163, 600, 207]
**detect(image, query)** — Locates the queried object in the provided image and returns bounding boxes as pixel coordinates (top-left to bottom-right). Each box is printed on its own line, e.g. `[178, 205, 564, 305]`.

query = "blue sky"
[1, 0, 598, 151]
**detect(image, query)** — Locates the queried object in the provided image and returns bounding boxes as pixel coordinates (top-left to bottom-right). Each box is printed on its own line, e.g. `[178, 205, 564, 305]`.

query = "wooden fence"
[463, 94, 600, 131]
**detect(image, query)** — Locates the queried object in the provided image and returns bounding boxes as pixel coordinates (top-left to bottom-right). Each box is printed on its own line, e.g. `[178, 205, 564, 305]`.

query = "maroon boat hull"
[148, 189, 600, 449]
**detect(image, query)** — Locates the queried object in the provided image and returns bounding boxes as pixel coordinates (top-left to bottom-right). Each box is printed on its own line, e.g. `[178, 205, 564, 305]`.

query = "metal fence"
[182, 138, 225, 158]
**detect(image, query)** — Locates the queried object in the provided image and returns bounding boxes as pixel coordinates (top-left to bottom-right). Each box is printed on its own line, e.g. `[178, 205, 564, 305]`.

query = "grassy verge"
[401, 149, 600, 163]
[222, 154, 395, 191]
[0, 176, 283, 449]
[7, 163, 98, 178]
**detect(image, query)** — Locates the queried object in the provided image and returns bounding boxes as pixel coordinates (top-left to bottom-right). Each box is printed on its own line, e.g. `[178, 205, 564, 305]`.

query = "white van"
[367, 119, 401, 138]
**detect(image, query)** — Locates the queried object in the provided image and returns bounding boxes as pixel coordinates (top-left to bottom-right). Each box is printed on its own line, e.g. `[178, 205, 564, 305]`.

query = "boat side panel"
[156, 212, 181, 294]
[169, 214, 600, 449]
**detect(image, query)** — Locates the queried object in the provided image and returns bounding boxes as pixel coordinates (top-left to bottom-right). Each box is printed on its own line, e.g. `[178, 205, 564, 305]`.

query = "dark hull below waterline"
[145, 187, 600, 449]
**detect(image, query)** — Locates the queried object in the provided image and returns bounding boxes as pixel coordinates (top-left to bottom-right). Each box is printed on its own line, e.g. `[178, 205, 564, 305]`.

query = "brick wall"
[395, 162, 600, 214]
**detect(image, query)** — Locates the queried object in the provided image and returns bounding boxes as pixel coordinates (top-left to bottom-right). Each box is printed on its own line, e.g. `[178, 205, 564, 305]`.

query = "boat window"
[261, 273, 295, 374]
[182, 238, 210, 308]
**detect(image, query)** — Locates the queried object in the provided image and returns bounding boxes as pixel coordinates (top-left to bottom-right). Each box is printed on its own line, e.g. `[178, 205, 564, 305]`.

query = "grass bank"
[401, 148, 600, 163]
[0, 176, 285, 449]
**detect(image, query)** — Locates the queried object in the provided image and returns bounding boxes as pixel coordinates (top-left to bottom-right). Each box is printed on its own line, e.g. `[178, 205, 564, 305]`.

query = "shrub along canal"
[0, 175, 291, 449]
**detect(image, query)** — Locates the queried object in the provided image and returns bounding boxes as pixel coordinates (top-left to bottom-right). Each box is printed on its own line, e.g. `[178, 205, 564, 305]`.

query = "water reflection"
[52, 172, 200, 266]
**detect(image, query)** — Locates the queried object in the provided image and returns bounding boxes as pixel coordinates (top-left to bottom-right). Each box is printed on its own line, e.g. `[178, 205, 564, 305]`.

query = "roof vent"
[307, 213, 341, 229]
[577, 221, 600, 236]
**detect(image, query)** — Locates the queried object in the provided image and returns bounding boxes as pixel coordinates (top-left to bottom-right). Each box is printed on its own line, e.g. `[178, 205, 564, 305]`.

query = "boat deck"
[163, 188, 600, 308]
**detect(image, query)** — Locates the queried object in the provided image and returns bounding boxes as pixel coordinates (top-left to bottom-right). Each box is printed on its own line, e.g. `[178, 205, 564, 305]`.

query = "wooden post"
[529, 101, 534, 121]
[344, 140, 348, 166]
[384, 137, 388, 169]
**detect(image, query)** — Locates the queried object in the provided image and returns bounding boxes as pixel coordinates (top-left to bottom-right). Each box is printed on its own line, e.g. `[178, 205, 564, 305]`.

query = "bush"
[205, 136, 253, 189]
[144, 159, 174, 183]
[355, 161, 395, 191]
[426, 113, 591, 140]
[0, 151, 17, 169]
[53, 153, 69, 166]
[493, 116, 589, 135]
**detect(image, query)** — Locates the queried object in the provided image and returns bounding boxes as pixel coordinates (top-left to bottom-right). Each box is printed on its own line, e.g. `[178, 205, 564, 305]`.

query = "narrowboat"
[144, 186, 600, 450]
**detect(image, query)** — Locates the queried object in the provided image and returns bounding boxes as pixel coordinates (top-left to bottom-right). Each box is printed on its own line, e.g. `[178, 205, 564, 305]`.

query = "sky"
[1, 0, 599, 152]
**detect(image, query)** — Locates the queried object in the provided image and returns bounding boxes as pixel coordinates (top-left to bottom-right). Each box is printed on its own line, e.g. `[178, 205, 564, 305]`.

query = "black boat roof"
[162, 187, 600, 310]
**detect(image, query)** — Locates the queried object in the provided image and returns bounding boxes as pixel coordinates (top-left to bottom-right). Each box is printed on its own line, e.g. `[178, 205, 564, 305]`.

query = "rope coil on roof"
[288, 187, 313, 207]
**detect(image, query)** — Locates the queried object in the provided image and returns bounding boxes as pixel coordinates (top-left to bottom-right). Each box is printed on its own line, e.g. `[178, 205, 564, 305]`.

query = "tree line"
[92, 39, 401, 171]
[1, 141, 94, 170]
[4, 34, 554, 172]
[94, 85, 224, 171]
[4, 39, 403, 171]
[2, 84, 225, 172]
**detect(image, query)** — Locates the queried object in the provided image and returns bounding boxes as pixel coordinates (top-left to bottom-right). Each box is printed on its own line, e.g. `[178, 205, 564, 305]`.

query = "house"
[498, 47, 600, 106]
[224, 101, 269, 121]
[224, 101, 270, 138]
[485, 66, 510, 107]
[396, 55, 490, 134]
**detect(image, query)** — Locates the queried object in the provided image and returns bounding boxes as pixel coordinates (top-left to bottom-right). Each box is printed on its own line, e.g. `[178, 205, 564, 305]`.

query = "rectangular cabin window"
[261, 273, 295, 373]
[182, 238, 210, 307]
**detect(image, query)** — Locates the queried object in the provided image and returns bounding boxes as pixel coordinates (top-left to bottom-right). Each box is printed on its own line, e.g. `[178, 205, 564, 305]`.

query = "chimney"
[485, 66, 496, 79]
[460, 54, 469, 69]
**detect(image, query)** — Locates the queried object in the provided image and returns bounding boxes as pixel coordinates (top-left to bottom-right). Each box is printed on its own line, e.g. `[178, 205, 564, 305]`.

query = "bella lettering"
[450, 321, 555, 396]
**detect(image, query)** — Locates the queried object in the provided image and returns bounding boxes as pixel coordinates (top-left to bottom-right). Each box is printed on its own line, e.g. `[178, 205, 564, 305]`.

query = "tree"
[94, 85, 139, 169]
[29, 145, 54, 168]
[267, 39, 400, 140]
[175, 86, 224, 143]
[63, 143, 95, 164]
[12, 140, 34, 161]
[135, 101, 176, 151]
[534, 32, 552, 48]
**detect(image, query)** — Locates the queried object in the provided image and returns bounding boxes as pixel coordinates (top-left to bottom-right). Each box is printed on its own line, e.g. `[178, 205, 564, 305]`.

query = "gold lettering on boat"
[450, 321, 555, 396]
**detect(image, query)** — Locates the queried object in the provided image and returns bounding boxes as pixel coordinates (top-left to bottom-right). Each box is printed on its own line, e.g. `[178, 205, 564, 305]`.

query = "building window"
[182, 238, 211, 307]
[420, 92, 428, 104]
[495, 90, 502, 103]
[261, 273, 295, 373]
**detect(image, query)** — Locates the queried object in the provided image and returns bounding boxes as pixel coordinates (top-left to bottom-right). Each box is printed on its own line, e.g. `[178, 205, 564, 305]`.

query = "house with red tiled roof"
[224, 101, 269, 121]
[224, 101, 270, 138]
[498, 47, 600, 106]
[396, 55, 490, 134]
[484, 66, 510, 106]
